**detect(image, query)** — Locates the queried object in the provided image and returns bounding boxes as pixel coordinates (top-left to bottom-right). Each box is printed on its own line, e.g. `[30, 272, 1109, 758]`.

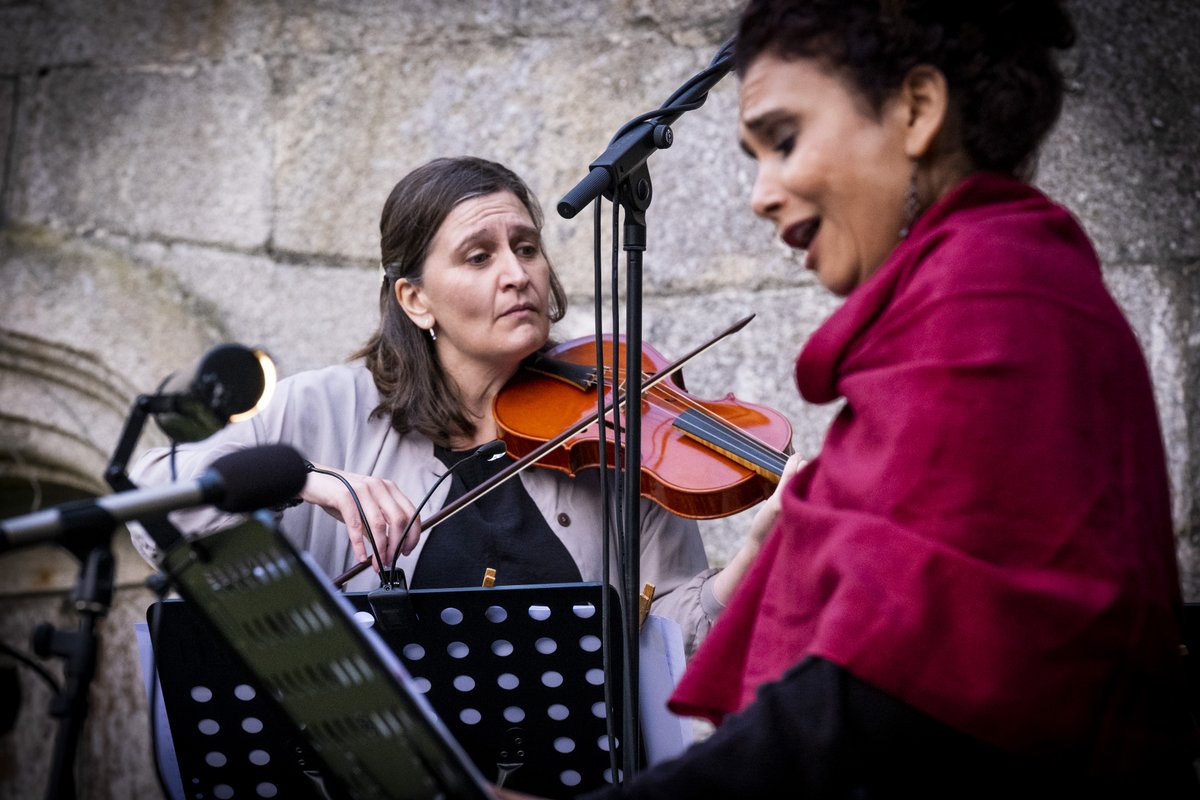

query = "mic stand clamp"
[369, 569, 420, 640]
[556, 34, 734, 220]
[557, 122, 672, 220]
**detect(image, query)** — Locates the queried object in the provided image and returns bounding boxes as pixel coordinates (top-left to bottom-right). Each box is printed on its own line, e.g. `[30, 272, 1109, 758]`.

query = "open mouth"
[782, 218, 820, 251]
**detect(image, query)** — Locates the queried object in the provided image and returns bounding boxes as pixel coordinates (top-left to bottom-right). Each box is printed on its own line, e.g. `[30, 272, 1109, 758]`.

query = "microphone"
[381, 439, 507, 588]
[152, 344, 277, 443]
[0, 444, 308, 554]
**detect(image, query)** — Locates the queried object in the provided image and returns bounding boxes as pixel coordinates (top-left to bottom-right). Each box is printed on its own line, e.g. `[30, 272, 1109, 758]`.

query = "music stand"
[347, 583, 626, 796]
[148, 517, 629, 798]
[149, 513, 491, 800]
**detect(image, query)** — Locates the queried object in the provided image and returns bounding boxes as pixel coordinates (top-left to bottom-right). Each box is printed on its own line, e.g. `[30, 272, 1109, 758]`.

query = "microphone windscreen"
[154, 344, 272, 443]
[189, 344, 268, 418]
[209, 444, 308, 513]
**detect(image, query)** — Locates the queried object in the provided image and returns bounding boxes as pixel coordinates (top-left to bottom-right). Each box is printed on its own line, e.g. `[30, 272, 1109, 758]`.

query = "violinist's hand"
[745, 451, 806, 549]
[711, 452, 806, 607]
[302, 464, 421, 570]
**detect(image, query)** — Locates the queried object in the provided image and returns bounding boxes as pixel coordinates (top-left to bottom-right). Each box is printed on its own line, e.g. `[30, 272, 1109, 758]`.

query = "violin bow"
[331, 313, 756, 588]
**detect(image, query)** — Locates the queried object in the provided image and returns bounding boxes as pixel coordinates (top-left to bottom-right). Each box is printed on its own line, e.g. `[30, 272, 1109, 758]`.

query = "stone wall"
[0, 1, 1197, 796]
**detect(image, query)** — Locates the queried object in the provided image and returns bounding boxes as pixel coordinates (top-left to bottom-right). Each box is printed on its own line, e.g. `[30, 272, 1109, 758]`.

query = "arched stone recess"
[0, 224, 225, 585]
[0, 330, 136, 500]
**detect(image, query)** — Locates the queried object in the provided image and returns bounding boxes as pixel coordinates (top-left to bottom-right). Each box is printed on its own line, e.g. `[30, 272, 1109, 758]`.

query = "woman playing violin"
[130, 155, 800, 655]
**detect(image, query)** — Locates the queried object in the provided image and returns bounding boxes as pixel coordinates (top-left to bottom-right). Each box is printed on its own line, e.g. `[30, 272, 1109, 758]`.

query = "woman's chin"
[814, 264, 859, 297]
[510, 327, 551, 359]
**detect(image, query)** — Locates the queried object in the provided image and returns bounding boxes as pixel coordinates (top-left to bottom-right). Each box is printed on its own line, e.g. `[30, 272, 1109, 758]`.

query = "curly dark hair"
[734, 0, 1076, 177]
[353, 156, 568, 445]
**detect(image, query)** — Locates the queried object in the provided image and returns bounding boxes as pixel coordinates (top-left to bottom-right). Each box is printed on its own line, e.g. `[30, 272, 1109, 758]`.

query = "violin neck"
[673, 408, 788, 481]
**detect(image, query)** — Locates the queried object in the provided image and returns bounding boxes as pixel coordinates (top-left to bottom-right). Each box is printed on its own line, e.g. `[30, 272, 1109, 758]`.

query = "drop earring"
[427, 318, 437, 341]
[899, 168, 919, 239]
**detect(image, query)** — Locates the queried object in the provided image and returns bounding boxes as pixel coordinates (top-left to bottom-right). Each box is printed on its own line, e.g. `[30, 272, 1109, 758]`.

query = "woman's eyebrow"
[453, 222, 540, 253]
[741, 107, 789, 133]
[507, 223, 540, 241]
[738, 108, 790, 158]
[452, 228, 493, 253]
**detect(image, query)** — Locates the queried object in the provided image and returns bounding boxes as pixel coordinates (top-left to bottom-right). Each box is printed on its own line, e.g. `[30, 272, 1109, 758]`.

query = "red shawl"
[670, 173, 1187, 767]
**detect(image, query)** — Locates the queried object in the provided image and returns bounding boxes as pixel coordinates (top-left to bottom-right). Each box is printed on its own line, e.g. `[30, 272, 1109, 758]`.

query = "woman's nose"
[749, 164, 785, 221]
[499, 249, 531, 287]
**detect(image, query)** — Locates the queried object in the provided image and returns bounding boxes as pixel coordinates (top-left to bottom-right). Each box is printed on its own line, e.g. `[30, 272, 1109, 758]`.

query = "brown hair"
[353, 157, 568, 445]
[734, 0, 1076, 177]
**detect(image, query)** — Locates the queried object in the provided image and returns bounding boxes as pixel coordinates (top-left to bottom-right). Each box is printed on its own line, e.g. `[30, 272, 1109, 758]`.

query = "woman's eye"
[774, 134, 796, 157]
[516, 243, 540, 258]
[467, 252, 490, 266]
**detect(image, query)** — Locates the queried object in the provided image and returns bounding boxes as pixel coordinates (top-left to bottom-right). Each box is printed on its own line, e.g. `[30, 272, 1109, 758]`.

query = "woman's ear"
[395, 279, 432, 326]
[900, 64, 951, 160]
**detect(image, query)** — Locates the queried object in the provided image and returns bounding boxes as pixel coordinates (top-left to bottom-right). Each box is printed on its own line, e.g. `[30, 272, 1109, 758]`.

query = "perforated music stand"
[149, 514, 491, 800]
[347, 583, 626, 796]
[149, 517, 628, 799]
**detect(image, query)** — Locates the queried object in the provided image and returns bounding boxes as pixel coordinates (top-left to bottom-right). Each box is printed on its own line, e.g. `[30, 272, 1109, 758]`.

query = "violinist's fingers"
[764, 452, 805, 509]
[304, 471, 370, 565]
[398, 509, 422, 558]
[357, 478, 419, 567]
[303, 466, 413, 572]
[336, 491, 375, 569]
[748, 453, 808, 547]
[778, 451, 806, 485]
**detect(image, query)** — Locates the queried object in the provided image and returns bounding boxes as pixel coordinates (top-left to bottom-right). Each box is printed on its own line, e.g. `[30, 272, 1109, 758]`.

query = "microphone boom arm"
[556, 36, 736, 219]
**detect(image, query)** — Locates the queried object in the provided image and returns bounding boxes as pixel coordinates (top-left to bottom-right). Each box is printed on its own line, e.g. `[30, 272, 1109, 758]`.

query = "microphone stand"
[33, 530, 114, 800]
[21, 393, 191, 799]
[556, 37, 736, 783]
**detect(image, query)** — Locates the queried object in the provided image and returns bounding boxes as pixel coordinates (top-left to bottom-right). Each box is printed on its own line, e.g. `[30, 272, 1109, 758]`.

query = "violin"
[494, 327, 793, 519]
[333, 315, 792, 587]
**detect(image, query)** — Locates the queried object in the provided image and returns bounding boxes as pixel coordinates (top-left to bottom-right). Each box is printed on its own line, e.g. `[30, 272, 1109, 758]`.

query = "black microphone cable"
[303, 463, 386, 581]
[608, 35, 735, 143]
[594, 196, 621, 785]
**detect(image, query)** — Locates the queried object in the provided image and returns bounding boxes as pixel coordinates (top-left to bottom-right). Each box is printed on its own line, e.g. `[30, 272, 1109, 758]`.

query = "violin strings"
[588, 363, 789, 477]
[649, 383, 788, 468]
[591, 363, 785, 463]
[673, 410, 789, 477]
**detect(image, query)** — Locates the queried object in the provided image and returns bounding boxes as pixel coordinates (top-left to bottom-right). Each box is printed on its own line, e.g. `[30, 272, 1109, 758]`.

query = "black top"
[576, 657, 1200, 799]
[410, 445, 583, 589]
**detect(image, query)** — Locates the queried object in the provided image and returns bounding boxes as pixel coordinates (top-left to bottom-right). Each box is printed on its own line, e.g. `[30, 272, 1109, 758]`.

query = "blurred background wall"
[1, 0, 1197, 795]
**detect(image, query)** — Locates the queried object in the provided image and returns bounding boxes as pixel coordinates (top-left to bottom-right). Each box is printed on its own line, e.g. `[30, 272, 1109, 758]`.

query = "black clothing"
[410, 445, 582, 589]
[580, 658, 1200, 799]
